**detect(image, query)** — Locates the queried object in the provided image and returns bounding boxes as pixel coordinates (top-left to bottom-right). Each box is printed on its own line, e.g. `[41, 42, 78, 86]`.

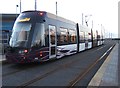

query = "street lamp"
[82, 13, 84, 25]
[85, 14, 92, 27]
[20, 0, 21, 13]
[56, 1, 58, 16]
[35, 0, 37, 10]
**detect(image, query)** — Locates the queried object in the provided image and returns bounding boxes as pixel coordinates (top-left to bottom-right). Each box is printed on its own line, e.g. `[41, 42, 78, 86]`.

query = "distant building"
[0, 14, 19, 54]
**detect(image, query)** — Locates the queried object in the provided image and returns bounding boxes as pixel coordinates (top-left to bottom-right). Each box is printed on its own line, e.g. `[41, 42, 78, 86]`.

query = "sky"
[0, 0, 119, 38]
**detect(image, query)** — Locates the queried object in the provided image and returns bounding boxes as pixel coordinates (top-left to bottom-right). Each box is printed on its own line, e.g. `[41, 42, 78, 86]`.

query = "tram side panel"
[91, 29, 104, 48]
[78, 25, 92, 52]
[92, 29, 98, 47]
[46, 17, 78, 59]
[96, 29, 103, 46]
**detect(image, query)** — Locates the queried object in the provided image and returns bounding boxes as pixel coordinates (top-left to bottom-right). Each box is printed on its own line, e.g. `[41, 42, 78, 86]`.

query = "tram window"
[97, 35, 100, 41]
[49, 25, 56, 45]
[59, 28, 68, 44]
[93, 33, 96, 40]
[88, 32, 92, 42]
[80, 32, 85, 43]
[85, 32, 89, 41]
[69, 29, 76, 44]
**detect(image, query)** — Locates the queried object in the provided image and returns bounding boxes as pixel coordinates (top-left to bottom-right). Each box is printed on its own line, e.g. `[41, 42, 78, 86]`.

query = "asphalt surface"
[2, 40, 116, 87]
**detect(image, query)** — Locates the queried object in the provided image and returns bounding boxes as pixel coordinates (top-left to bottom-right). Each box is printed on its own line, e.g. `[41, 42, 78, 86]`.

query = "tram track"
[17, 57, 82, 87]
[2, 63, 40, 77]
[2, 50, 88, 78]
[15, 44, 115, 87]
[2, 69, 24, 77]
[2, 56, 78, 78]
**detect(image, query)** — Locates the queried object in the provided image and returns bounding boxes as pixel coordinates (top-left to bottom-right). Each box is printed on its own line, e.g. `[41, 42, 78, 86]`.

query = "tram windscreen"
[9, 22, 32, 47]
[31, 23, 45, 48]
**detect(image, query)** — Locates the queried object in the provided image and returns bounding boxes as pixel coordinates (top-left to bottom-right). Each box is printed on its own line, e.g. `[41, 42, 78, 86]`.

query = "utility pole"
[56, 1, 57, 15]
[35, 0, 37, 10]
[82, 13, 84, 25]
[101, 24, 103, 40]
[111, 33, 112, 39]
[109, 33, 110, 39]
[20, 0, 21, 13]
[92, 20, 93, 29]
[85, 14, 92, 27]
[16, 5, 19, 17]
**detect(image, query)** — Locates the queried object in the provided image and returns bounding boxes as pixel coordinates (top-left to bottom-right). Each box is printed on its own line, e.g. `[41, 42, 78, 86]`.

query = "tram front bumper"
[6, 53, 38, 63]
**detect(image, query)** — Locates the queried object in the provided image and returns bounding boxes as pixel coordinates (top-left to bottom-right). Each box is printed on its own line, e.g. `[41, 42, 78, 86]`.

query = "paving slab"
[88, 43, 118, 87]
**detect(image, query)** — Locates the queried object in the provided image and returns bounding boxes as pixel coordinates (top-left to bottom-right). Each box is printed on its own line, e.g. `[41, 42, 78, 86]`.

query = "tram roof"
[22, 10, 76, 25]
[46, 12, 76, 25]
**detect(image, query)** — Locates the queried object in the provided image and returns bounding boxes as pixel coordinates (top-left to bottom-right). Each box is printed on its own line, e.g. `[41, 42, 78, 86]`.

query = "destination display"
[18, 18, 30, 22]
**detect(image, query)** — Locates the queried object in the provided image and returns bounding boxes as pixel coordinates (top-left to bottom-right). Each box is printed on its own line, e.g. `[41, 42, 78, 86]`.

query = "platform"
[88, 43, 119, 87]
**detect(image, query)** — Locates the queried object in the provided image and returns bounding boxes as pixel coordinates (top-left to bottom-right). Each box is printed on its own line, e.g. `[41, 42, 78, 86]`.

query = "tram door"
[49, 25, 57, 59]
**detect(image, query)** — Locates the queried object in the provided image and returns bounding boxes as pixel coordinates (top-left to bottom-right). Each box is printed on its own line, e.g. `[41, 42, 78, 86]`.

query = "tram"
[6, 11, 104, 63]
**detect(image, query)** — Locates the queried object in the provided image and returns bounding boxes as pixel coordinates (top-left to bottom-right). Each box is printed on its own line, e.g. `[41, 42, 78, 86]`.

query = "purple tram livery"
[6, 11, 104, 63]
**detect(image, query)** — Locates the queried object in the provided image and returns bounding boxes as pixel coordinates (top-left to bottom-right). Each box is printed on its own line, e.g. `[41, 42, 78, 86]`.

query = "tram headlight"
[19, 49, 28, 54]
[24, 50, 28, 53]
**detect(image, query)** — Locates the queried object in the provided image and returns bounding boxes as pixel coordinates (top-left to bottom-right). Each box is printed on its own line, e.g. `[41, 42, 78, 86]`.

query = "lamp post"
[82, 13, 84, 25]
[56, 1, 58, 15]
[16, 5, 19, 18]
[92, 20, 93, 29]
[35, 0, 37, 10]
[85, 14, 92, 27]
[20, 0, 21, 13]
[102, 25, 105, 39]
